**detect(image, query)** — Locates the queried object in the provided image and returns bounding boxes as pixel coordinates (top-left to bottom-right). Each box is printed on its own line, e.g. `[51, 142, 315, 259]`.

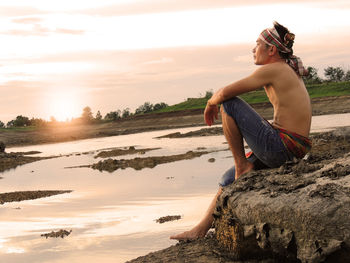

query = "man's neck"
[266, 56, 285, 64]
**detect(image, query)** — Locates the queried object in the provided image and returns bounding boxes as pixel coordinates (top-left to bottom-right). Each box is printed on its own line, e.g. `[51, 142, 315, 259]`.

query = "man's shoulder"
[252, 62, 288, 79]
[255, 62, 296, 80]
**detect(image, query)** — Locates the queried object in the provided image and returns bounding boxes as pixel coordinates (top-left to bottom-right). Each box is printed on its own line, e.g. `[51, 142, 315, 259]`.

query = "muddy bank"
[155, 127, 223, 139]
[128, 127, 350, 263]
[127, 232, 270, 263]
[0, 190, 72, 205]
[95, 146, 160, 158]
[0, 152, 54, 173]
[41, 229, 72, 239]
[156, 215, 182, 224]
[68, 150, 211, 172]
[2, 95, 350, 148]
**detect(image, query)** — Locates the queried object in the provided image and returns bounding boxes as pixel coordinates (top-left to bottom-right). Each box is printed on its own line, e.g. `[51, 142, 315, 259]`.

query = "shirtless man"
[170, 22, 312, 240]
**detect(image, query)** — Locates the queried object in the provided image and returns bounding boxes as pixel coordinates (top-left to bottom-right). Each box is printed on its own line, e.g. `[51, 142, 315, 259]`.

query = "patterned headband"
[258, 27, 308, 77]
[259, 27, 292, 54]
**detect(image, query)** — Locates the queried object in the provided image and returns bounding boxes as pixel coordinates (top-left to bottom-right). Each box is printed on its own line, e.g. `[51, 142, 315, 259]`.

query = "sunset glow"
[48, 93, 81, 122]
[0, 0, 349, 122]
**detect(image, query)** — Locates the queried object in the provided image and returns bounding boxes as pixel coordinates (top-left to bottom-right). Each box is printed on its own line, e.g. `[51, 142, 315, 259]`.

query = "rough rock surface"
[214, 128, 350, 263]
[128, 127, 350, 263]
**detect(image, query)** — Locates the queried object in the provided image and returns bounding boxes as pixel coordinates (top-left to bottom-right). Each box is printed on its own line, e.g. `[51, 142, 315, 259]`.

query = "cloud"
[0, 6, 46, 17]
[12, 17, 43, 24]
[55, 28, 85, 35]
[0, 24, 49, 36]
[77, 0, 337, 17]
[0, 25, 85, 37]
[143, 57, 174, 65]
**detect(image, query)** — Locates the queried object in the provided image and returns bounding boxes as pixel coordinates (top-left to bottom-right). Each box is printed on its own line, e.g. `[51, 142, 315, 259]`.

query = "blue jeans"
[219, 97, 294, 187]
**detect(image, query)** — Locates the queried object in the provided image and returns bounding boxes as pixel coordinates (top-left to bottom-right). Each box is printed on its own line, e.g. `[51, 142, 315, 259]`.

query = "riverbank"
[1, 95, 350, 148]
[127, 127, 350, 263]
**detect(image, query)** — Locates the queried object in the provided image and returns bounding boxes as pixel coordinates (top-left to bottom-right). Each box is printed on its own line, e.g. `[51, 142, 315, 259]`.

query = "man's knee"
[222, 97, 245, 119]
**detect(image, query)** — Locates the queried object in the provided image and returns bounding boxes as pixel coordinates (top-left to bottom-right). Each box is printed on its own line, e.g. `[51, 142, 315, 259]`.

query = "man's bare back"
[262, 62, 312, 137]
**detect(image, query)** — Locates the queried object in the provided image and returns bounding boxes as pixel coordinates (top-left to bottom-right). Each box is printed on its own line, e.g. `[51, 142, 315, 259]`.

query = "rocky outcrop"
[214, 128, 350, 263]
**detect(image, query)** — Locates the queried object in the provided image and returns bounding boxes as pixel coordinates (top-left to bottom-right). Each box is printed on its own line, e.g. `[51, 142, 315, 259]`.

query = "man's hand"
[204, 103, 219, 126]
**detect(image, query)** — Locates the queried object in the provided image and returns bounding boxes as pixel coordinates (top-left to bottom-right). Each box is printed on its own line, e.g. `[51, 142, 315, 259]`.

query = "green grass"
[306, 81, 350, 98]
[154, 81, 350, 114]
[0, 126, 38, 132]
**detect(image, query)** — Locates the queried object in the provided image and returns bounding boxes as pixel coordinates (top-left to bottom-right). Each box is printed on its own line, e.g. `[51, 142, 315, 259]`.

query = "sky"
[0, 0, 350, 122]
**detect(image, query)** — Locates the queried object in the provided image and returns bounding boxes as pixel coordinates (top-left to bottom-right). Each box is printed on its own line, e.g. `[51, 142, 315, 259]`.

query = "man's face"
[252, 38, 270, 65]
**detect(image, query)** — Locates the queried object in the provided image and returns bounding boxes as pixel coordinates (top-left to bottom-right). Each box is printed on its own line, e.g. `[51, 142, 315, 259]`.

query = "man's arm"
[204, 65, 274, 126]
[207, 65, 273, 106]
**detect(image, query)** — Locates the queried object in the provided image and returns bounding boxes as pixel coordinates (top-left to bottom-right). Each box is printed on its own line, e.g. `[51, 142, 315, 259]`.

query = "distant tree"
[6, 120, 14, 127]
[122, 108, 131, 118]
[135, 102, 153, 114]
[205, 90, 213, 99]
[0, 121, 4, 128]
[82, 106, 94, 123]
[344, 70, 350, 81]
[95, 110, 102, 121]
[6, 115, 31, 127]
[303, 66, 322, 84]
[50, 116, 57, 123]
[153, 102, 168, 111]
[324, 66, 345, 82]
[104, 110, 121, 121]
[30, 118, 47, 127]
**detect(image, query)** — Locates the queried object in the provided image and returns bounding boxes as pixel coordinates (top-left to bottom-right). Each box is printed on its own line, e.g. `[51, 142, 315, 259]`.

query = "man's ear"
[268, 45, 277, 56]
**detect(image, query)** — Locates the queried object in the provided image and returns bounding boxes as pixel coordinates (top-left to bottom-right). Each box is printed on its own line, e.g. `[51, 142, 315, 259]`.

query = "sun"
[50, 93, 80, 122]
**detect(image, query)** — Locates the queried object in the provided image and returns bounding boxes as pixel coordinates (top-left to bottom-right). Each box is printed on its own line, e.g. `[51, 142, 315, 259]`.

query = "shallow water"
[1, 113, 350, 263]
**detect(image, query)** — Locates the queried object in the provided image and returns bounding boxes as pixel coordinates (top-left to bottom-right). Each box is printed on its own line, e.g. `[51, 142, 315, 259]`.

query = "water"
[1, 113, 350, 263]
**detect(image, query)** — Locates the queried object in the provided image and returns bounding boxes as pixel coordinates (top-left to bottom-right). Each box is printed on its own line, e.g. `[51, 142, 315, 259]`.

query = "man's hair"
[273, 21, 294, 59]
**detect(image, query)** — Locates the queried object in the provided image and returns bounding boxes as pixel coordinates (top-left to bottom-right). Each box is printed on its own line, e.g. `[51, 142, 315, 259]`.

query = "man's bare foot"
[170, 226, 207, 241]
[235, 161, 254, 180]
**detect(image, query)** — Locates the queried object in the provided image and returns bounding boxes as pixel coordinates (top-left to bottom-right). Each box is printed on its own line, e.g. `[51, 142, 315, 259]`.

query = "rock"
[208, 158, 216, 163]
[41, 229, 72, 239]
[156, 215, 181, 224]
[90, 150, 210, 172]
[213, 128, 350, 263]
[0, 141, 5, 152]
